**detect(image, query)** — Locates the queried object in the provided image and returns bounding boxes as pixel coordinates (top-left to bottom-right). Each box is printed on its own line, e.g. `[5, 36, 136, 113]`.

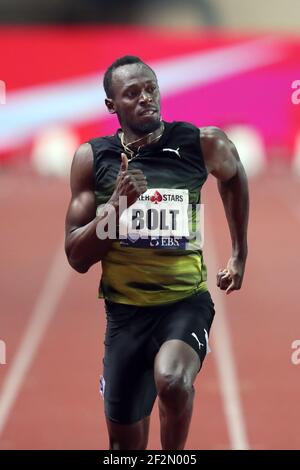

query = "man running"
[65, 55, 249, 450]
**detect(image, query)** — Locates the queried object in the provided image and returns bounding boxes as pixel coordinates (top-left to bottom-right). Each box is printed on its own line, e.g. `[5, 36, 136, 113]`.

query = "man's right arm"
[65, 143, 118, 273]
[65, 144, 147, 273]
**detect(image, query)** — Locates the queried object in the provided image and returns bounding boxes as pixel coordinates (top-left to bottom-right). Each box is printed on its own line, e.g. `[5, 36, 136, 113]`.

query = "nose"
[140, 91, 152, 103]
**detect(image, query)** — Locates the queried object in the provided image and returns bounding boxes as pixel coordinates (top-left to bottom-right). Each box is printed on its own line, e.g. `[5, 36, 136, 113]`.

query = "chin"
[135, 117, 161, 134]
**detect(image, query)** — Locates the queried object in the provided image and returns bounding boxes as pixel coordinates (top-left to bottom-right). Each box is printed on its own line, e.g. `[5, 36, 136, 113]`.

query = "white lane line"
[205, 218, 250, 450]
[0, 243, 71, 435]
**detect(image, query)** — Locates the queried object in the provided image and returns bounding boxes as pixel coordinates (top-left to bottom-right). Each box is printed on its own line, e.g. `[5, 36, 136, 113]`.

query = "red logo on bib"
[150, 190, 163, 204]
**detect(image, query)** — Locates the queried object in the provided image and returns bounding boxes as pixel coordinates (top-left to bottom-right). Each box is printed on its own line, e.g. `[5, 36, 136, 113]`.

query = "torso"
[89, 121, 209, 306]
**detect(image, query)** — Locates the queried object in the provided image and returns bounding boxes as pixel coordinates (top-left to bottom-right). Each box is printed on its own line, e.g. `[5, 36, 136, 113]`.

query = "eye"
[125, 89, 138, 98]
[146, 85, 156, 93]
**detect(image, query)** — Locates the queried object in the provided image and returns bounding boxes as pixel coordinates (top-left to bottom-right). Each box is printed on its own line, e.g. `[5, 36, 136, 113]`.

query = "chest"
[94, 145, 205, 200]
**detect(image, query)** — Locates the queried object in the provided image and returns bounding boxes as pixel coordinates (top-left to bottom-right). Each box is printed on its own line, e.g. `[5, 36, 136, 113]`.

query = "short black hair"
[103, 55, 157, 98]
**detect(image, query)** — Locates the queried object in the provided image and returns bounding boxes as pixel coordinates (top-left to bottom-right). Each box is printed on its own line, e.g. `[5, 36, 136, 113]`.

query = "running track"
[0, 165, 299, 450]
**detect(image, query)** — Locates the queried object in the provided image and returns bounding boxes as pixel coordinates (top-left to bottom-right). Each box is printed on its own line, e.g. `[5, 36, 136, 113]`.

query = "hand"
[216, 256, 246, 295]
[110, 153, 148, 208]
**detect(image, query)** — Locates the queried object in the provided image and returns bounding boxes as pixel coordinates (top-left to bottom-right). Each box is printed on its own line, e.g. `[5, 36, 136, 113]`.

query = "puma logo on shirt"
[162, 147, 181, 158]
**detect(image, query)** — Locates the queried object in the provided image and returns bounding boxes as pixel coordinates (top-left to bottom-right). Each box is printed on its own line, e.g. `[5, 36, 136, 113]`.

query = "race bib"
[119, 188, 189, 249]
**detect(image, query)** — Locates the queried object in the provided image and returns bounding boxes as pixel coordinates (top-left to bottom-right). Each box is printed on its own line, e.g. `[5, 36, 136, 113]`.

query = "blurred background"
[0, 0, 300, 450]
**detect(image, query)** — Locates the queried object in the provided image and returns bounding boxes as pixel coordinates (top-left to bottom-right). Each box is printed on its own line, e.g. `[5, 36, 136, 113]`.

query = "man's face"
[106, 63, 161, 134]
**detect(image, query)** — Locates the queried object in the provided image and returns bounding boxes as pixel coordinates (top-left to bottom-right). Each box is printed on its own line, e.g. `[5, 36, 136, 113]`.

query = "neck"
[121, 122, 164, 150]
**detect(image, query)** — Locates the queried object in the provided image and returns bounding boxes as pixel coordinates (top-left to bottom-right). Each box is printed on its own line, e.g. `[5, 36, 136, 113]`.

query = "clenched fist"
[110, 153, 148, 208]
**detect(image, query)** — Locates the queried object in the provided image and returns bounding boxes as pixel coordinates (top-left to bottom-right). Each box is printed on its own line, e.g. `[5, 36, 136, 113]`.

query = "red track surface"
[0, 166, 299, 450]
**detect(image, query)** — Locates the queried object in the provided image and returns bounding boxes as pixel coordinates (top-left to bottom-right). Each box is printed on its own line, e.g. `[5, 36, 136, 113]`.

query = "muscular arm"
[201, 127, 249, 293]
[65, 145, 147, 273]
[65, 143, 117, 273]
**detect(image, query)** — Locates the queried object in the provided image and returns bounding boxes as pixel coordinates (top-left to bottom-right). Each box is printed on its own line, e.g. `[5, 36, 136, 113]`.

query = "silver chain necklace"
[120, 123, 165, 160]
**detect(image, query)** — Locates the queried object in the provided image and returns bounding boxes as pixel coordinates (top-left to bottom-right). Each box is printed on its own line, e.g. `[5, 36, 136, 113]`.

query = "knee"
[155, 371, 194, 414]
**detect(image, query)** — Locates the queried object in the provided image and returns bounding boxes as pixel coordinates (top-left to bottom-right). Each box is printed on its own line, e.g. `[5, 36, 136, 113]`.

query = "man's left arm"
[200, 127, 249, 294]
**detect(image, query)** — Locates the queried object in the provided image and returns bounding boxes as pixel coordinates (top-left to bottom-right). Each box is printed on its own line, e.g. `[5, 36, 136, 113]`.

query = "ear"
[105, 98, 116, 114]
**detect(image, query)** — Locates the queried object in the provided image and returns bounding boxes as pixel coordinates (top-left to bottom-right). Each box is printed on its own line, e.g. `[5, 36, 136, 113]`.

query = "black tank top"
[89, 121, 208, 306]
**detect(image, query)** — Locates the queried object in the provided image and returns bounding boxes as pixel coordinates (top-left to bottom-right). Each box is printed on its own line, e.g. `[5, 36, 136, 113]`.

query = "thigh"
[102, 301, 157, 425]
[154, 291, 215, 370]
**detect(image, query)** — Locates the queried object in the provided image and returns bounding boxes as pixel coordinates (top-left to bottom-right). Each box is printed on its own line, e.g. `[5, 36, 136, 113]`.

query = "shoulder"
[72, 142, 93, 169]
[199, 127, 239, 176]
[200, 126, 230, 147]
[200, 126, 236, 157]
[70, 143, 94, 191]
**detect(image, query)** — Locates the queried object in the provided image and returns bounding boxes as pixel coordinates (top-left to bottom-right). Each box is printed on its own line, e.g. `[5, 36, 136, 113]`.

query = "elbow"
[67, 255, 89, 274]
[72, 261, 89, 274]
[65, 244, 90, 274]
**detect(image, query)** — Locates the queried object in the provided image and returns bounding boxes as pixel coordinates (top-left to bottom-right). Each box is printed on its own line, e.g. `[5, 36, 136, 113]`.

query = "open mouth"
[139, 109, 157, 116]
